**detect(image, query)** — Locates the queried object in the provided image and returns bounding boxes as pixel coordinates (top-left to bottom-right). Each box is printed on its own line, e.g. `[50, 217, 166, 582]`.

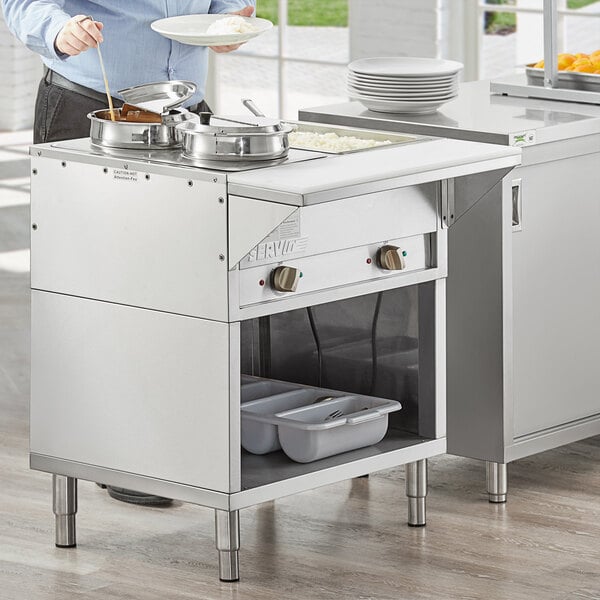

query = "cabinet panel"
[31, 158, 229, 321]
[31, 291, 238, 492]
[512, 154, 600, 437]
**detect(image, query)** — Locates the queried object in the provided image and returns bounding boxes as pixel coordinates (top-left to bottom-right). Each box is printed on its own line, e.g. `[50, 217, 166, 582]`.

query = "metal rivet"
[218, 197, 224, 204]
[219, 254, 225, 261]
[145, 174, 150, 180]
[188, 180, 194, 187]
[32, 224, 38, 231]
[213, 177, 218, 183]
[103, 168, 108, 174]
[32, 169, 38, 175]
[61, 161, 66, 167]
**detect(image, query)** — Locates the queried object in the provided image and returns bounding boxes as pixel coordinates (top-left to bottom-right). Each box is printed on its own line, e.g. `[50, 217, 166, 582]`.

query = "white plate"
[349, 57, 463, 77]
[349, 87, 459, 98]
[349, 78, 458, 89]
[349, 79, 458, 90]
[348, 79, 458, 92]
[348, 72, 458, 84]
[348, 74, 457, 88]
[151, 14, 273, 46]
[349, 93, 454, 114]
[348, 86, 458, 100]
[349, 88, 458, 102]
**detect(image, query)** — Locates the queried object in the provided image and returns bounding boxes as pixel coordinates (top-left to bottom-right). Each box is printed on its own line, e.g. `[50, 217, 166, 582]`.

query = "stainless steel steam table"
[29, 132, 519, 581]
[301, 78, 600, 503]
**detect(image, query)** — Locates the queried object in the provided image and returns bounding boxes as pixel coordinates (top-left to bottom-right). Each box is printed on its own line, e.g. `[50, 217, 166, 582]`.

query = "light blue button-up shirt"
[2, 0, 254, 106]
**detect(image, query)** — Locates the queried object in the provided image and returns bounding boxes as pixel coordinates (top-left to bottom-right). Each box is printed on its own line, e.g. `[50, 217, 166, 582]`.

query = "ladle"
[81, 16, 116, 122]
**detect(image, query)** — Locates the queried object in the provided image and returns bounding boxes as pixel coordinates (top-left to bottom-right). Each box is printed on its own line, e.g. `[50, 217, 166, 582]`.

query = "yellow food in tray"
[533, 51, 600, 74]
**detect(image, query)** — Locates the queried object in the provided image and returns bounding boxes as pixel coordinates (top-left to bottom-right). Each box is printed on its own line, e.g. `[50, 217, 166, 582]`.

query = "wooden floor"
[1, 132, 599, 600]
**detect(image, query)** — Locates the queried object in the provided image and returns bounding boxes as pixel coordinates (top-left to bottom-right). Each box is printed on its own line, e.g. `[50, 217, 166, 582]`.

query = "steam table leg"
[486, 461, 508, 503]
[406, 459, 427, 527]
[53, 475, 77, 547]
[215, 509, 240, 582]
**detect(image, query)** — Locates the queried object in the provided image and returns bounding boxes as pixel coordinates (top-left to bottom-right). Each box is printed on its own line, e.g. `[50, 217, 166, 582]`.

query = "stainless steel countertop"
[228, 137, 520, 205]
[299, 77, 600, 147]
[46, 138, 327, 172]
[32, 132, 521, 207]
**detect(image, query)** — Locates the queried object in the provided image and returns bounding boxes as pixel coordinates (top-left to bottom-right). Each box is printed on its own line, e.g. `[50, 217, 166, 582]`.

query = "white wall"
[0, 15, 43, 131]
[348, 0, 443, 61]
[348, 0, 479, 80]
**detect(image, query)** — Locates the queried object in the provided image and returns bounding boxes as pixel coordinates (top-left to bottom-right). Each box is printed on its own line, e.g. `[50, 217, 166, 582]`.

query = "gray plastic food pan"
[274, 396, 401, 463]
[241, 388, 348, 454]
[241, 378, 301, 403]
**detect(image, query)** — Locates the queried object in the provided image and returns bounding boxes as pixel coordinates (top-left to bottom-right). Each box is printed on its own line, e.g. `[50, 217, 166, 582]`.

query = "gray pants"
[34, 69, 210, 144]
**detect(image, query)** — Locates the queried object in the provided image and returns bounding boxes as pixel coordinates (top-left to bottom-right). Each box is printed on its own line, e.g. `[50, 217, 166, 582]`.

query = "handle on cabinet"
[512, 178, 522, 232]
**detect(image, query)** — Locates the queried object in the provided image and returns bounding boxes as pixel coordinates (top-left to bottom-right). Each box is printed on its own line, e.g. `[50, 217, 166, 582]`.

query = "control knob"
[377, 245, 406, 271]
[271, 266, 300, 293]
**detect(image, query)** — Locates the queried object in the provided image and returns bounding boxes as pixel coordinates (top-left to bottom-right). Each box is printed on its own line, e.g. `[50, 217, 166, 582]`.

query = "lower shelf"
[30, 430, 445, 512]
[234, 429, 445, 509]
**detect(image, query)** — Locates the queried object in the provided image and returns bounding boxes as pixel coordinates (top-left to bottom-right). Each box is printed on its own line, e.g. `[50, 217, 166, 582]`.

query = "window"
[477, 0, 600, 80]
[210, 0, 350, 119]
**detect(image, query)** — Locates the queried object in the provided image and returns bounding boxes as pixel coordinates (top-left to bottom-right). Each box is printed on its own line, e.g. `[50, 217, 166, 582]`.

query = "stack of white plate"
[347, 57, 463, 114]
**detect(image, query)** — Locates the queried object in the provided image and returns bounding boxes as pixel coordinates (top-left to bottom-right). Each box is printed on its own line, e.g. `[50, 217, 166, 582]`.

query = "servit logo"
[247, 238, 309, 263]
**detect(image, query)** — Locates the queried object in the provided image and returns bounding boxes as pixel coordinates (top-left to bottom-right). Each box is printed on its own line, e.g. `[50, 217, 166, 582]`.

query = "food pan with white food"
[286, 122, 423, 154]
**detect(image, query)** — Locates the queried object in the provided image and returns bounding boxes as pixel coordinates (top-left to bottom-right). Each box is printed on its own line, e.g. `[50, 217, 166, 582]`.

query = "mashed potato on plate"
[206, 16, 257, 35]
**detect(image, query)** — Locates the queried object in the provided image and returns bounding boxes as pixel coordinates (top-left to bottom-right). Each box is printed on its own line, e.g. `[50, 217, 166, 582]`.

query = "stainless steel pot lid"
[118, 80, 197, 113]
[190, 114, 290, 135]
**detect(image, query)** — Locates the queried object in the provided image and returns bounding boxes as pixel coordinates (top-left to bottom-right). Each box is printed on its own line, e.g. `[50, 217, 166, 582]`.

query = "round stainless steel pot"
[176, 119, 295, 161]
[88, 107, 198, 150]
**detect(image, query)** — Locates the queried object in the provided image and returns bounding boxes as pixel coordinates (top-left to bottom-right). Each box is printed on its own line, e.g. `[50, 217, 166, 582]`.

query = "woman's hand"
[210, 5, 255, 54]
[55, 15, 104, 56]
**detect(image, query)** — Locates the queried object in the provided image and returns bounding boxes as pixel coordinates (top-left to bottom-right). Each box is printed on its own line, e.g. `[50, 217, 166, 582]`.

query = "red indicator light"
[259, 279, 265, 286]
[366, 258, 372, 264]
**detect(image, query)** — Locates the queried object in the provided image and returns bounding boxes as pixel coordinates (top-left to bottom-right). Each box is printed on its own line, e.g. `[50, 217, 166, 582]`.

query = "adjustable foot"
[406, 459, 427, 527]
[486, 461, 507, 503]
[215, 510, 240, 582]
[53, 475, 77, 547]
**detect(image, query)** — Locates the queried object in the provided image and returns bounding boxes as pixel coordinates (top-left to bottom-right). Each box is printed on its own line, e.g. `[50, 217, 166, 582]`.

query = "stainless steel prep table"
[29, 133, 520, 581]
[300, 77, 600, 503]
